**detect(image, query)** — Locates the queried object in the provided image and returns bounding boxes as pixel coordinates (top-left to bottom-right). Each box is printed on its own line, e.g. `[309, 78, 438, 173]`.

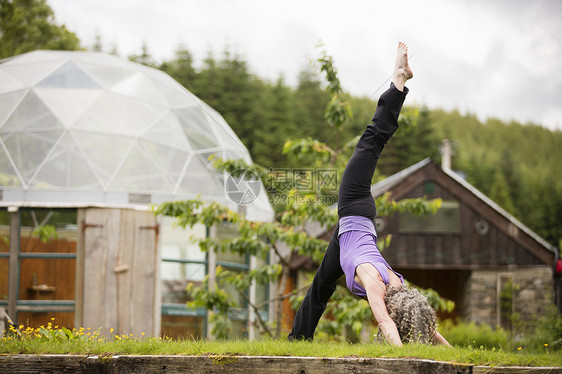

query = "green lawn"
[1, 335, 560, 367]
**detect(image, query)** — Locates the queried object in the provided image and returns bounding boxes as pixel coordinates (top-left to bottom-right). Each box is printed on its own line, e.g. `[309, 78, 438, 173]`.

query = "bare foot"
[391, 42, 413, 91]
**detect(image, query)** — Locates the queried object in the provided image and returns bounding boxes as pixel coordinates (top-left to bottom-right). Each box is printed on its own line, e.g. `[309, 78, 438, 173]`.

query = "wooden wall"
[0, 232, 76, 329]
[20, 237, 76, 327]
[378, 164, 547, 269]
[76, 208, 159, 337]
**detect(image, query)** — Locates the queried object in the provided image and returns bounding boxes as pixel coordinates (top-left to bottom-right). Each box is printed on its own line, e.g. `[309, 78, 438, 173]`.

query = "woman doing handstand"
[290, 42, 451, 347]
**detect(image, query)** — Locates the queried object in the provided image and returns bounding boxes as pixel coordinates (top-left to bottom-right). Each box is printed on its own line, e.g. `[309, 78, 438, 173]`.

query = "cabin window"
[424, 181, 435, 195]
[399, 200, 460, 233]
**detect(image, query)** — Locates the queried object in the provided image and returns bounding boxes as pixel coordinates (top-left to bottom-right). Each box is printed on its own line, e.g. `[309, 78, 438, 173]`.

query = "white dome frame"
[0, 51, 272, 221]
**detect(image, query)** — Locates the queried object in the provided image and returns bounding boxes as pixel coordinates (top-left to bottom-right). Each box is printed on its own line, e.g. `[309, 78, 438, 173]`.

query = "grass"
[1, 323, 560, 367]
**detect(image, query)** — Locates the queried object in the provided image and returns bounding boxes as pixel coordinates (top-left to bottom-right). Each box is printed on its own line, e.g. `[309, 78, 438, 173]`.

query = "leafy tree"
[0, 0, 81, 58]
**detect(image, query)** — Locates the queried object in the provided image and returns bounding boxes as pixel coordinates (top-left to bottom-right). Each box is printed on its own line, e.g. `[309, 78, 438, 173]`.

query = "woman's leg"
[288, 224, 342, 341]
[337, 85, 408, 218]
[338, 42, 412, 219]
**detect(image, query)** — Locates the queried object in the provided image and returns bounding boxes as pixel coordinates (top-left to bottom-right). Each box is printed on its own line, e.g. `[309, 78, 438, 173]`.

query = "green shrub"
[511, 306, 562, 351]
[439, 320, 508, 349]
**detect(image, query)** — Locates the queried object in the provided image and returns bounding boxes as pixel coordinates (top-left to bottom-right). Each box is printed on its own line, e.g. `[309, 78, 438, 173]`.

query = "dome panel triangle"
[72, 131, 135, 187]
[0, 90, 27, 130]
[1, 60, 66, 86]
[72, 94, 132, 136]
[37, 61, 101, 89]
[199, 103, 246, 150]
[141, 112, 191, 151]
[110, 143, 172, 192]
[35, 88, 104, 128]
[31, 133, 100, 188]
[103, 93, 165, 135]
[175, 107, 218, 150]
[138, 139, 189, 187]
[0, 142, 22, 186]
[1, 130, 63, 183]
[177, 155, 223, 196]
[2, 91, 64, 132]
[148, 72, 197, 108]
[0, 70, 27, 94]
[77, 62, 137, 89]
[112, 72, 168, 107]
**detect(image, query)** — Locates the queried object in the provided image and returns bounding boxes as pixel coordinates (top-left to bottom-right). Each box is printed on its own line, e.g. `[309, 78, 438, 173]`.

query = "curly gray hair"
[376, 284, 437, 344]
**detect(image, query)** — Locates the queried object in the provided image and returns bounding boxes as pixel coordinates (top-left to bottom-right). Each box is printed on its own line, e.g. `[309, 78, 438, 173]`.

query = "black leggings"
[288, 83, 407, 341]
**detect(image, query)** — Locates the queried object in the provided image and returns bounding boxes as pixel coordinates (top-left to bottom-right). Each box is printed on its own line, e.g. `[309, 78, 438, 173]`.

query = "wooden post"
[74, 209, 86, 329]
[153, 216, 162, 338]
[8, 207, 19, 325]
[248, 255, 257, 340]
[0, 308, 5, 336]
[206, 225, 217, 340]
[268, 248, 277, 327]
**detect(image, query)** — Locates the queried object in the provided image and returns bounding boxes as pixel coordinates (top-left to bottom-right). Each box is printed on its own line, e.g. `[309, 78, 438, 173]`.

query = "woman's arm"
[355, 263, 402, 346]
[433, 331, 453, 347]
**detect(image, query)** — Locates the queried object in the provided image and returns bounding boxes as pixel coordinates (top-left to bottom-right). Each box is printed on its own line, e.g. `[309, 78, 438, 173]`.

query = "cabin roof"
[369, 158, 558, 263]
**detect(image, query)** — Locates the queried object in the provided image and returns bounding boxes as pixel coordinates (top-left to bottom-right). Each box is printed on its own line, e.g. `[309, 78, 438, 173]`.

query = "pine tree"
[490, 170, 516, 215]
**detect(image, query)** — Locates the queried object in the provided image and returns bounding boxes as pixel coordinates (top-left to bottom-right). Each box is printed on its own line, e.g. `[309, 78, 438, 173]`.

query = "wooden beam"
[0, 355, 558, 373]
[0, 308, 5, 336]
[207, 224, 217, 340]
[74, 209, 86, 329]
[7, 208, 19, 324]
[0, 355, 474, 374]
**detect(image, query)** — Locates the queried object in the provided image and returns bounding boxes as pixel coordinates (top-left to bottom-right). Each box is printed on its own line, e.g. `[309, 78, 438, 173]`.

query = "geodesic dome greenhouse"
[0, 50, 272, 221]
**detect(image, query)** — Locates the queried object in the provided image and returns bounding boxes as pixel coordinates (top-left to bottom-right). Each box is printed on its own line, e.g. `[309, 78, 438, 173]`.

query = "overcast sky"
[48, 0, 562, 131]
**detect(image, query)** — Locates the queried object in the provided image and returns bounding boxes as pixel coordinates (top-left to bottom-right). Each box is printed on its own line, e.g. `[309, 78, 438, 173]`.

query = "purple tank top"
[338, 216, 403, 298]
[339, 215, 377, 237]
